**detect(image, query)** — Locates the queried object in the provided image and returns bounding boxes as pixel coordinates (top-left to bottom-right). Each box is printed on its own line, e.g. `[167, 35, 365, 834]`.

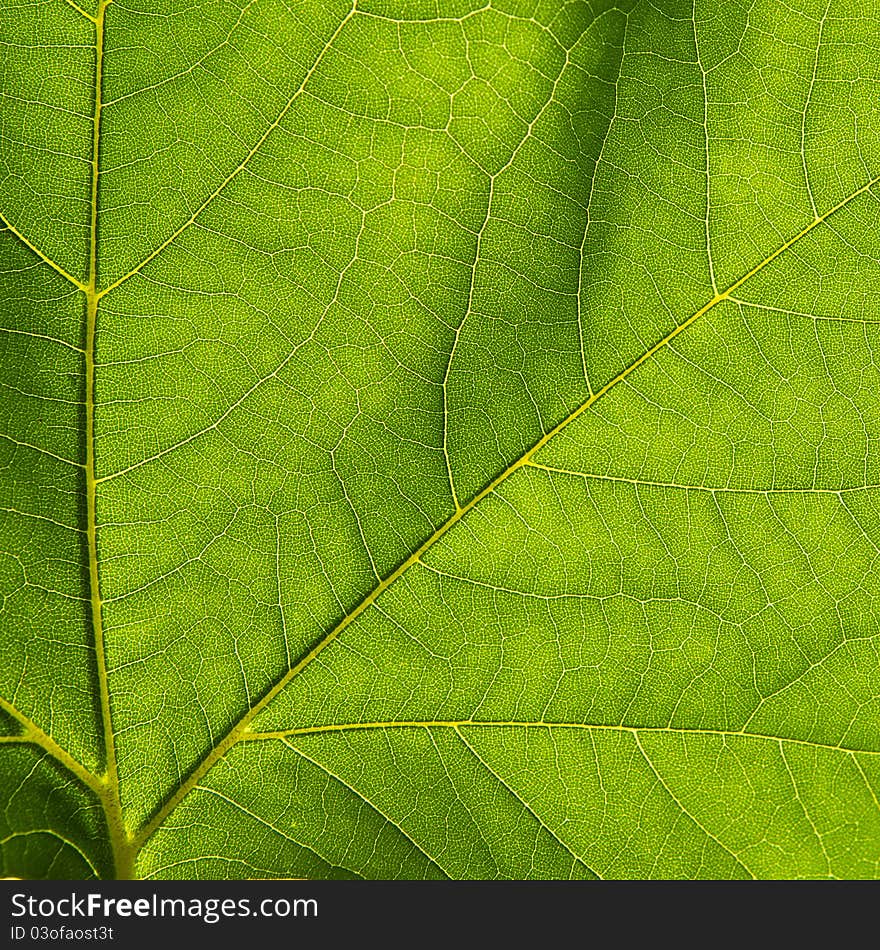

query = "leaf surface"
[1, 0, 880, 880]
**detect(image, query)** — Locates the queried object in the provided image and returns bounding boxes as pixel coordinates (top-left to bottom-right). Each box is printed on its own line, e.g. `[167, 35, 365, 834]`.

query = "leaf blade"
[2, 0, 880, 879]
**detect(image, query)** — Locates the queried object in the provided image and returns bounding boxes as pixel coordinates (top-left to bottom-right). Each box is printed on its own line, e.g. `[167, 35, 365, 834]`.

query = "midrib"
[84, 0, 134, 881]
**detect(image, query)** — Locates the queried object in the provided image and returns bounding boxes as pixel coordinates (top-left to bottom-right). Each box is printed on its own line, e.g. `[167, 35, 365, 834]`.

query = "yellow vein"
[83, 0, 134, 881]
[62, 0, 97, 22]
[728, 296, 880, 325]
[97, 175, 880, 487]
[0, 213, 87, 291]
[0, 697, 103, 795]
[0, 433, 84, 468]
[243, 719, 880, 758]
[0, 326, 85, 354]
[1, 831, 101, 878]
[130, 172, 879, 854]
[96, 4, 357, 298]
[526, 462, 880, 495]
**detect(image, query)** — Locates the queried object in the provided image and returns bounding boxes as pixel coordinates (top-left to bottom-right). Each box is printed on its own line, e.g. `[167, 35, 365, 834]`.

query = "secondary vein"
[95, 3, 357, 298]
[129, 172, 879, 854]
[0, 213, 87, 290]
[243, 719, 880, 758]
[62, 0, 97, 23]
[0, 697, 104, 795]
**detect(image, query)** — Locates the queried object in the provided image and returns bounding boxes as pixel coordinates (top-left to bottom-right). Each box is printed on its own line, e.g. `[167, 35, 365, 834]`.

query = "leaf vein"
[128, 174, 880, 857]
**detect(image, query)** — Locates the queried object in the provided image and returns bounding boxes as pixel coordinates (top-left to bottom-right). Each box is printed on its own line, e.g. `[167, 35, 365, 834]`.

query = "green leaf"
[2, 0, 879, 880]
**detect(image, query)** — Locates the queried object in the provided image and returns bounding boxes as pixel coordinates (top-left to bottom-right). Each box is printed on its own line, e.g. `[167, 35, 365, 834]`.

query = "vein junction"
[1, 0, 878, 879]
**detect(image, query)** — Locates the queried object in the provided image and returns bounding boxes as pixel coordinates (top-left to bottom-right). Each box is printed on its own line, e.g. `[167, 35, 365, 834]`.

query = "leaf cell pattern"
[1, 0, 879, 879]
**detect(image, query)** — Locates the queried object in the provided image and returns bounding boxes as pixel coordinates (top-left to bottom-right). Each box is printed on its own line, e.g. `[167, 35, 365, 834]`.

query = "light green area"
[0, 0, 879, 879]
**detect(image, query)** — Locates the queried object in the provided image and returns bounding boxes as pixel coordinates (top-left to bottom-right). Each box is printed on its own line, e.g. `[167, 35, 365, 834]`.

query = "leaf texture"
[1, 0, 880, 880]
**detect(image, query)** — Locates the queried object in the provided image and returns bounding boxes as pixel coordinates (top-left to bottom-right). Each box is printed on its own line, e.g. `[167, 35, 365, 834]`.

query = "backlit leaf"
[2, 0, 879, 880]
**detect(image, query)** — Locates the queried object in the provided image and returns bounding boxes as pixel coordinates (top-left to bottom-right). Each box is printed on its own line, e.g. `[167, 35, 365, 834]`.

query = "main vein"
[130, 171, 879, 855]
[84, 0, 133, 880]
